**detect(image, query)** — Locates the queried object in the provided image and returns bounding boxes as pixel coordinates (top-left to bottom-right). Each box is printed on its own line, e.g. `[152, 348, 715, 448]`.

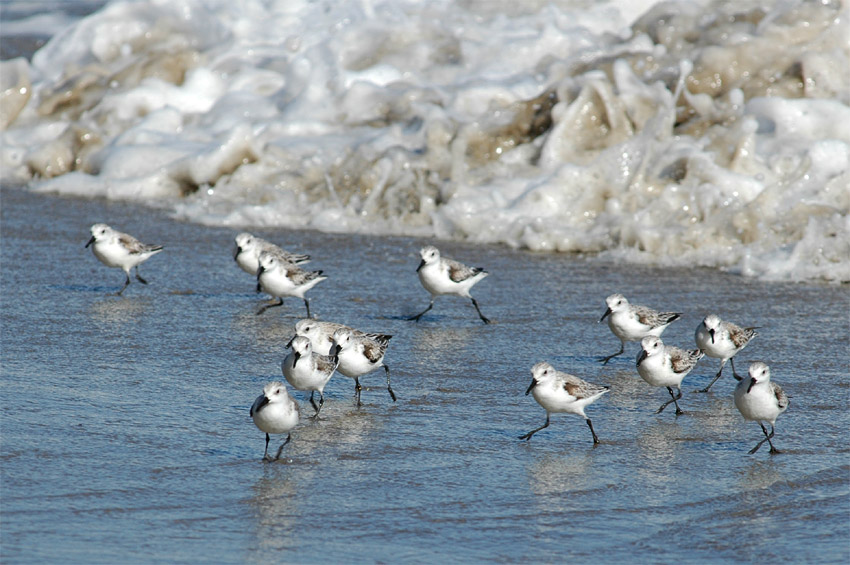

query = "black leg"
[696, 361, 727, 392]
[409, 300, 434, 322]
[354, 377, 362, 406]
[134, 266, 148, 284]
[303, 298, 312, 318]
[730, 357, 743, 381]
[657, 386, 684, 415]
[315, 391, 325, 417]
[748, 422, 773, 454]
[309, 391, 319, 413]
[586, 418, 600, 444]
[256, 298, 284, 315]
[749, 422, 780, 455]
[384, 365, 396, 401]
[471, 298, 491, 324]
[116, 273, 131, 295]
[273, 433, 291, 461]
[598, 342, 624, 365]
[262, 433, 272, 461]
[519, 414, 550, 441]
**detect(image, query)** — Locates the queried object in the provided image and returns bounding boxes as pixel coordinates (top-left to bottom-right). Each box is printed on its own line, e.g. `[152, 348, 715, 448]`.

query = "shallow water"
[1, 187, 848, 563]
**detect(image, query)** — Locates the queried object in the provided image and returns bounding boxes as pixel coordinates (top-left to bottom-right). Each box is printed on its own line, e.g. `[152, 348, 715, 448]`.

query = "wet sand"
[2, 187, 848, 563]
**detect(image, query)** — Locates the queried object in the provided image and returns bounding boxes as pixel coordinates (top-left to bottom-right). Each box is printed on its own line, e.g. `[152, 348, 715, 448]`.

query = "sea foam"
[1, 0, 848, 282]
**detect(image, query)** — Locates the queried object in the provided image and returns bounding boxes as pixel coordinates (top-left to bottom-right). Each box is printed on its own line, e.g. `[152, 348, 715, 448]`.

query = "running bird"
[282, 336, 338, 417]
[256, 251, 326, 317]
[694, 314, 758, 392]
[734, 362, 789, 455]
[409, 245, 491, 324]
[519, 362, 609, 444]
[234, 232, 309, 276]
[85, 223, 163, 295]
[598, 294, 681, 364]
[330, 328, 396, 406]
[250, 381, 300, 462]
[636, 336, 703, 415]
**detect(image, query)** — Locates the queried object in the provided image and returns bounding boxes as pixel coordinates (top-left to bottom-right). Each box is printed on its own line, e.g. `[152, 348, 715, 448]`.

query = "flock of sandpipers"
[85, 224, 789, 462]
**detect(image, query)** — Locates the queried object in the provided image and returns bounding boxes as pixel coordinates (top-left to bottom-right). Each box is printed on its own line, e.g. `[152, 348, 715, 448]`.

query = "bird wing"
[563, 374, 607, 399]
[773, 383, 789, 409]
[361, 338, 388, 363]
[316, 354, 338, 373]
[286, 266, 323, 285]
[263, 243, 310, 265]
[670, 347, 703, 373]
[634, 306, 680, 328]
[445, 258, 483, 283]
[362, 333, 392, 346]
[727, 322, 757, 348]
[118, 232, 161, 254]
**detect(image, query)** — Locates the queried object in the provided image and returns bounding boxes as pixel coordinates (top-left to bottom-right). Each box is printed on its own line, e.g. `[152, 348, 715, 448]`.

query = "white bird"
[234, 232, 309, 276]
[330, 328, 395, 405]
[694, 314, 758, 392]
[256, 251, 326, 317]
[410, 245, 491, 324]
[282, 336, 338, 417]
[519, 362, 609, 444]
[734, 362, 789, 455]
[636, 336, 704, 415]
[292, 319, 361, 356]
[250, 381, 300, 462]
[85, 223, 163, 295]
[598, 293, 681, 364]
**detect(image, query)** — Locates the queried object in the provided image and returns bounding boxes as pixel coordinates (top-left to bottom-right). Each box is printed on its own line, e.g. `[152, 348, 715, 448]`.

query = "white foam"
[2, 0, 848, 282]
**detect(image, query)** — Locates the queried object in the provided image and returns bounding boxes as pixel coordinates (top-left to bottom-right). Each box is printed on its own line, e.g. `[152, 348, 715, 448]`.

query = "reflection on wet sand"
[526, 452, 593, 497]
[248, 471, 299, 554]
[409, 326, 476, 363]
[89, 297, 151, 324]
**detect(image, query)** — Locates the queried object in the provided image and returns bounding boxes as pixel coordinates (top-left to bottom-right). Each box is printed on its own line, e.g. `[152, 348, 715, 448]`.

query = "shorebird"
[519, 362, 609, 444]
[282, 336, 338, 417]
[410, 245, 491, 324]
[330, 328, 395, 405]
[256, 251, 326, 317]
[250, 381, 300, 462]
[636, 336, 703, 415]
[85, 223, 163, 295]
[598, 293, 681, 364]
[734, 362, 789, 455]
[234, 232, 309, 276]
[694, 314, 758, 392]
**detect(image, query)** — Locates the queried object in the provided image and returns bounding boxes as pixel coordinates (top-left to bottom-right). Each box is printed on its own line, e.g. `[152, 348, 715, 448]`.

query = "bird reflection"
[248, 472, 299, 553]
[89, 297, 149, 324]
[526, 452, 593, 497]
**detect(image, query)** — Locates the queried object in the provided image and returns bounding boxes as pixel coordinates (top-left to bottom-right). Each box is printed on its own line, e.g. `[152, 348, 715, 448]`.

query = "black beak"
[254, 395, 270, 414]
[708, 328, 716, 344]
[85, 236, 95, 248]
[416, 258, 425, 272]
[234, 246, 242, 261]
[293, 351, 301, 367]
[285, 335, 295, 349]
[256, 266, 265, 293]
[636, 349, 647, 367]
[525, 379, 537, 395]
[599, 307, 612, 323]
[747, 378, 757, 393]
[331, 344, 341, 359]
